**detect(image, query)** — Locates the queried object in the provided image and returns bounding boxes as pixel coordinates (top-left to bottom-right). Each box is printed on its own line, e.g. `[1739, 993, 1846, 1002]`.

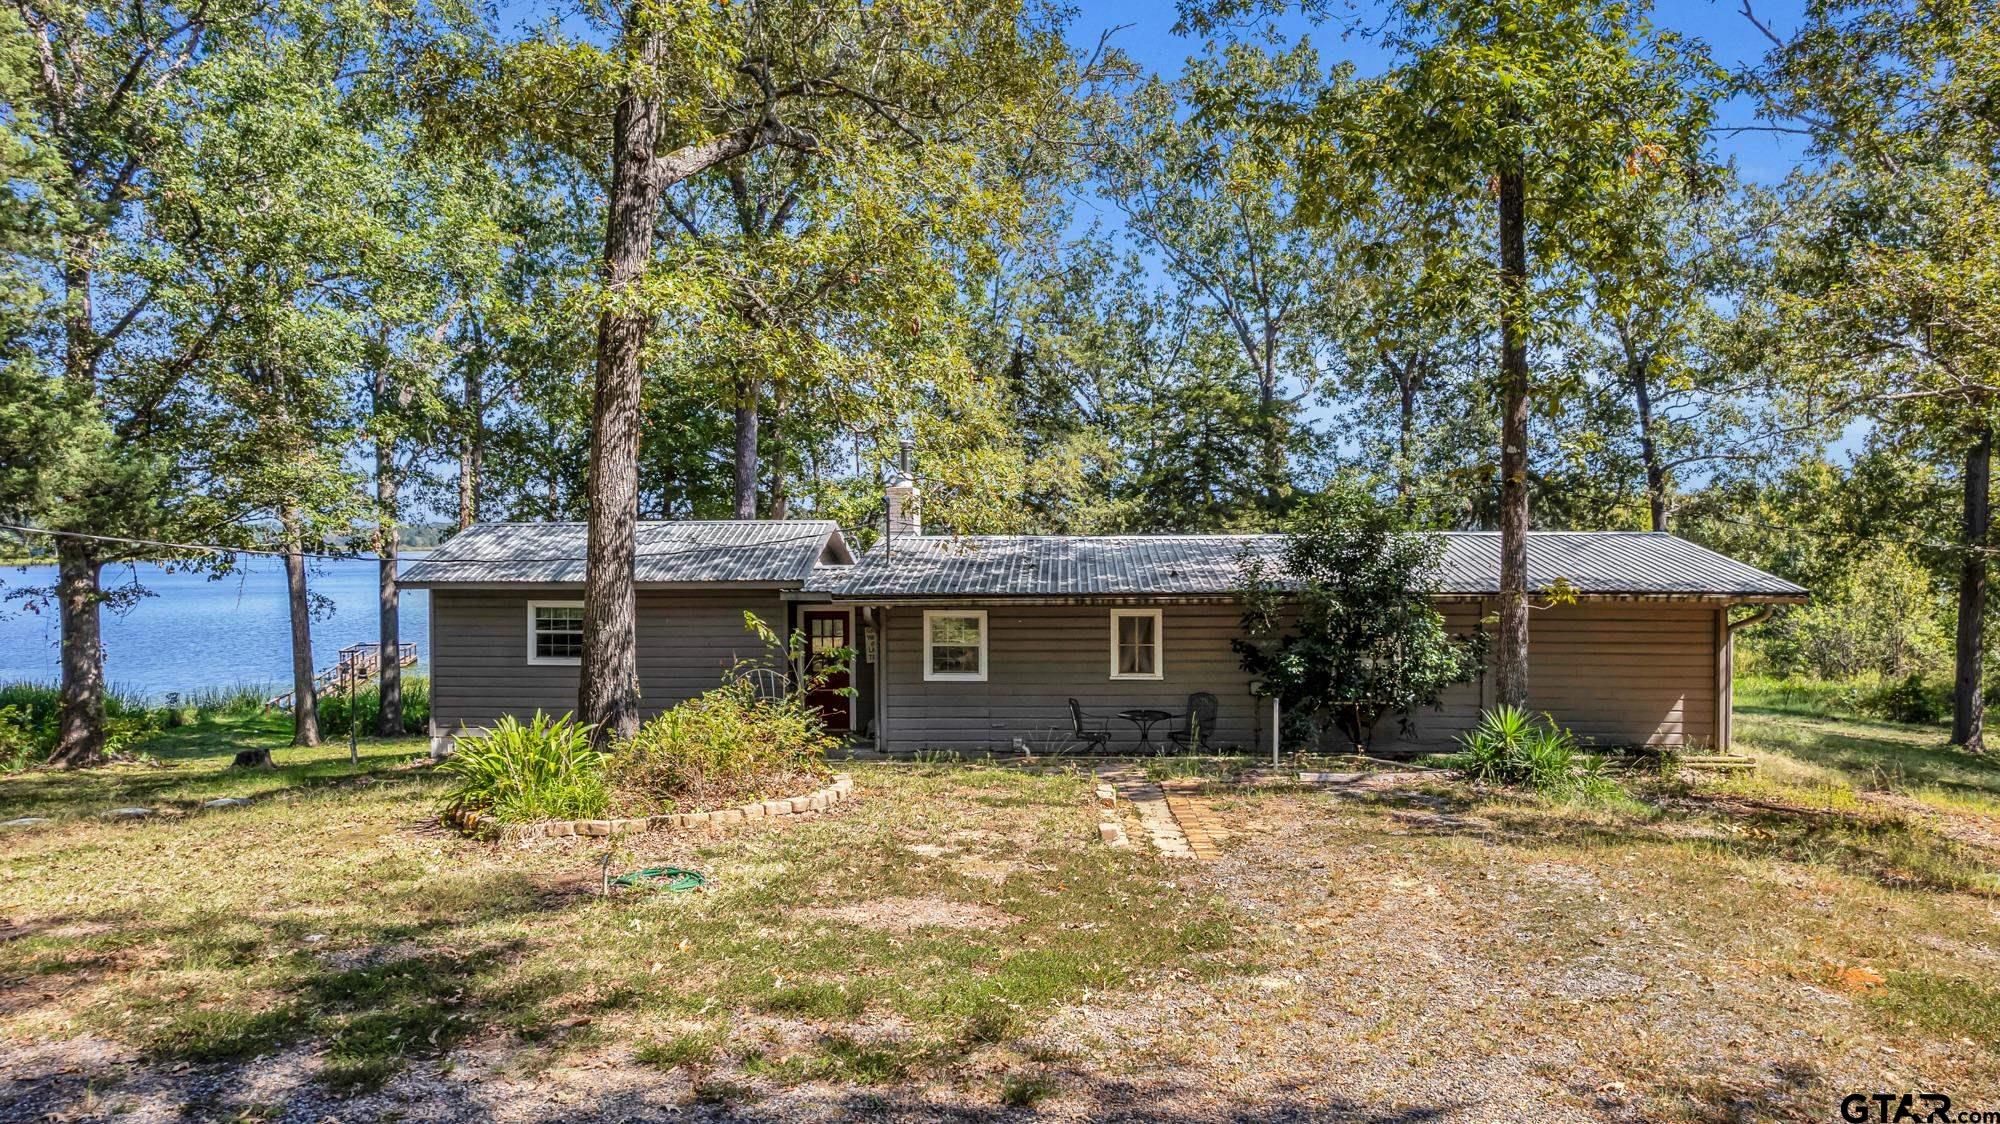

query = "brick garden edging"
[448, 773, 854, 843]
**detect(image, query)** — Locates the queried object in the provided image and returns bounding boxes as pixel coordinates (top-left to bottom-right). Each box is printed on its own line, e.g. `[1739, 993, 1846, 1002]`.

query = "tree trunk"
[457, 346, 483, 531]
[375, 420, 402, 738]
[1953, 425, 1991, 752]
[1390, 352, 1418, 507]
[1494, 159, 1532, 709]
[282, 509, 321, 748]
[49, 251, 111, 766]
[733, 375, 761, 519]
[1629, 352, 1667, 532]
[579, 17, 670, 744]
[547, 419, 561, 515]
[767, 390, 788, 519]
[768, 447, 788, 519]
[47, 539, 107, 768]
[1257, 375, 1285, 516]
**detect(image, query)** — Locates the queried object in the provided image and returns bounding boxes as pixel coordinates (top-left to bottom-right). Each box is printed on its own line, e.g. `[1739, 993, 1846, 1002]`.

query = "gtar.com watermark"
[1842, 1092, 2000, 1123]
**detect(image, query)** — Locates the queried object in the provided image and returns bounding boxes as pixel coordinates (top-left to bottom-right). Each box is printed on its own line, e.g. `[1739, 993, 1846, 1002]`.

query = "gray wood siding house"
[403, 497, 1805, 756]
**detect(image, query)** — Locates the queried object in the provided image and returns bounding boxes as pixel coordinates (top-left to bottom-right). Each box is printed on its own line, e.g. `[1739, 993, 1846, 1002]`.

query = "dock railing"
[265, 642, 418, 711]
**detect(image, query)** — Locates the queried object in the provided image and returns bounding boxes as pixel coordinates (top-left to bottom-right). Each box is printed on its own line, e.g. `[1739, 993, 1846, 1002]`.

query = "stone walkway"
[1094, 766, 1195, 860]
[1160, 780, 1228, 860]
[1095, 767, 1434, 862]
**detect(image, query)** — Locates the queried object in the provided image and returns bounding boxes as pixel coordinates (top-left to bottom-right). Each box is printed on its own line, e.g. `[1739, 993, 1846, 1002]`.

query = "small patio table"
[1116, 708, 1174, 755]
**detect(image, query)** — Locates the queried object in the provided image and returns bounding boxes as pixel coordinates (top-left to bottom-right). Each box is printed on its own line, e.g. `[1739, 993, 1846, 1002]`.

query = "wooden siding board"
[430, 588, 786, 731]
[879, 604, 1263, 753]
[878, 599, 1718, 753]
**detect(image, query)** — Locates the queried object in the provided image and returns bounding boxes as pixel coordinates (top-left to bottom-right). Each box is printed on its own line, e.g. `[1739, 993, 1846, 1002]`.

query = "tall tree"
[1097, 44, 1349, 520]
[1336, 1, 1721, 706]
[1748, 0, 2000, 750]
[1573, 172, 1760, 531]
[433, 0, 1078, 741]
[6, 0, 279, 765]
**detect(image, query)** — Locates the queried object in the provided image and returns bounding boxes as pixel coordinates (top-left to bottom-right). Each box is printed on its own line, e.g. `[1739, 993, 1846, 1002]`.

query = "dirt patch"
[811, 896, 1014, 932]
[1861, 790, 2000, 853]
[950, 856, 1022, 883]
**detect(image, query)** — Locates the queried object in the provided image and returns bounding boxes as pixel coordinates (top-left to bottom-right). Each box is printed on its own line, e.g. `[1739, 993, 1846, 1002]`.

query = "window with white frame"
[527, 601, 585, 664]
[1110, 608, 1163, 679]
[923, 610, 987, 681]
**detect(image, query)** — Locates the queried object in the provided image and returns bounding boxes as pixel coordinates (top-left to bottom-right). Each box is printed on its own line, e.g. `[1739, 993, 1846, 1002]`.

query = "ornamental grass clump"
[609, 678, 835, 814]
[1454, 705, 1616, 801]
[437, 712, 608, 824]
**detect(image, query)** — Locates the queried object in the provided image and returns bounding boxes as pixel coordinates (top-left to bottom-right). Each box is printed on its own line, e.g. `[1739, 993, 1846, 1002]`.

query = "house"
[400, 477, 1807, 757]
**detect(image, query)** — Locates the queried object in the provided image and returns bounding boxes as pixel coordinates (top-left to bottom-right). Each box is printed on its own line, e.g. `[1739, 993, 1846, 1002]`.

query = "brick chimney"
[885, 439, 921, 543]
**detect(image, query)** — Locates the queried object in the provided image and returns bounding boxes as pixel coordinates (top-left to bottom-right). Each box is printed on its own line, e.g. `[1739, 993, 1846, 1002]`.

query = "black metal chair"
[1068, 698, 1113, 753]
[1168, 692, 1219, 752]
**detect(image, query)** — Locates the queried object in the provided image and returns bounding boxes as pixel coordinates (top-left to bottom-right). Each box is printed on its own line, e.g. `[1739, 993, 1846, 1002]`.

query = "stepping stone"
[202, 797, 248, 809]
[0, 817, 51, 829]
[102, 807, 154, 819]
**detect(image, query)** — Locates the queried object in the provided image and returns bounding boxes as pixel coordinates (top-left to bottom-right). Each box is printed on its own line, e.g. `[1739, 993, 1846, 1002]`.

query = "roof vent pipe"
[885, 437, 921, 551]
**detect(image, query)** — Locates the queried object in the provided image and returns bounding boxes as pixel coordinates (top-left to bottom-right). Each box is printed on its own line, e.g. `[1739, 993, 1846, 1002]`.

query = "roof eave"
[823, 589, 1808, 605]
[399, 578, 806, 592]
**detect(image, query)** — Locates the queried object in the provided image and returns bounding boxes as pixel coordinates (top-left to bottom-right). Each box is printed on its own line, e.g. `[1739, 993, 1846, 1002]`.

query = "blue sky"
[1064, 0, 1813, 183]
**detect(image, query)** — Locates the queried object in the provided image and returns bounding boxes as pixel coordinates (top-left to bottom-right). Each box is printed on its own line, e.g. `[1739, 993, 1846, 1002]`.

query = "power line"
[0, 522, 867, 568]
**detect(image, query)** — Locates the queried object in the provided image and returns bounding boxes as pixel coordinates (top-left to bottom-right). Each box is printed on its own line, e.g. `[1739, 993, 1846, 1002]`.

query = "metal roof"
[399, 521, 849, 587]
[811, 532, 1807, 601]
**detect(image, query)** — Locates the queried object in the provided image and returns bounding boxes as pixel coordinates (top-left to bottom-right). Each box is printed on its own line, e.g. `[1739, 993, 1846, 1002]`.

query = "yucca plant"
[1454, 705, 1606, 798]
[437, 712, 608, 824]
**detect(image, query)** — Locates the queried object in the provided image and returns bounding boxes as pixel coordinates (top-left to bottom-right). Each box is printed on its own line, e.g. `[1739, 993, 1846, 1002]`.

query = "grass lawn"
[2, 704, 1998, 1120]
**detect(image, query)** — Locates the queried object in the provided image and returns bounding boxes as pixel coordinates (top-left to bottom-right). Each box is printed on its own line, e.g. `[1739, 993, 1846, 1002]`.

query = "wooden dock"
[265, 642, 417, 711]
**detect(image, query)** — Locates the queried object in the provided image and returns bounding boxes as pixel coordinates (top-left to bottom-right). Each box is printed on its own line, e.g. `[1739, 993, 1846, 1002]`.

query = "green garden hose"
[610, 866, 707, 893]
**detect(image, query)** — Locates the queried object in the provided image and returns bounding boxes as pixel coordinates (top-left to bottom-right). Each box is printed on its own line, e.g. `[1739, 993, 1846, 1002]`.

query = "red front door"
[802, 611, 852, 731]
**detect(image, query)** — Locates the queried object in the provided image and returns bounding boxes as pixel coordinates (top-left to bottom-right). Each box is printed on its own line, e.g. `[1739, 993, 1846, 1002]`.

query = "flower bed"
[447, 773, 853, 843]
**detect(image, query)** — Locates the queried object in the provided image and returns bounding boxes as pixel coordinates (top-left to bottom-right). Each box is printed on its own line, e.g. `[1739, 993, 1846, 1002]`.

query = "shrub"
[1858, 671, 1949, 726]
[318, 675, 431, 736]
[1235, 482, 1486, 752]
[437, 712, 607, 824]
[1736, 672, 1957, 727]
[609, 678, 834, 814]
[1743, 544, 1951, 681]
[1453, 706, 1614, 800]
[0, 681, 160, 769]
[0, 705, 46, 772]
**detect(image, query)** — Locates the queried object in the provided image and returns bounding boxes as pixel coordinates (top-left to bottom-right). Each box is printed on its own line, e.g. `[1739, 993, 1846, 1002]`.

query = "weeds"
[315, 676, 430, 736]
[609, 678, 832, 814]
[999, 1072, 1058, 1108]
[635, 1027, 726, 1070]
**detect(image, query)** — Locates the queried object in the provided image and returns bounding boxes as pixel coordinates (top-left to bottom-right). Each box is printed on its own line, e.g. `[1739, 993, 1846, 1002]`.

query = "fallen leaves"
[1829, 964, 1888, 992]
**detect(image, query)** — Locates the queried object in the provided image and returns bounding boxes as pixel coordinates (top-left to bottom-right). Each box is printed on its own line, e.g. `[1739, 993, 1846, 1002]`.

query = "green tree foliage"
[1753, 543, 1953, 682]
[1747, 0, 2000, 749]
[1235, 483, 1486, 752]
[1095, 44, 1350, 519]
[4, 0, 299, 765]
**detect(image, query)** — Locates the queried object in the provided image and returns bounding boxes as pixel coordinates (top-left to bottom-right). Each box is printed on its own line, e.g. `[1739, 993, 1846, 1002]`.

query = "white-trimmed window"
[527, 601, 585, 665]
[923, 610, 988, 682]
[1110, 608, 1163, 680]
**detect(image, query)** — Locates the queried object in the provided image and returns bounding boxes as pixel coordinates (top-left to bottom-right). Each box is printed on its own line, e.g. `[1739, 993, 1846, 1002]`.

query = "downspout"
[876, 607, 888, 754]
[1727, 606, 1778, 635]
[1720, 606, 1781, 751]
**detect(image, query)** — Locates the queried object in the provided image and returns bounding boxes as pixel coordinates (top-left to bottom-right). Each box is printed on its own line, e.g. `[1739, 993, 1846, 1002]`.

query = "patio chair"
[1067, 698, 1113, 753]
[1168, 692, 1219, 753]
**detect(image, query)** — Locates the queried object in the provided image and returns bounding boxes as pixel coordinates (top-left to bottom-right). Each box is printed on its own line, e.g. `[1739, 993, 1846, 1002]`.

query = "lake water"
[0, 557, 428, 701]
